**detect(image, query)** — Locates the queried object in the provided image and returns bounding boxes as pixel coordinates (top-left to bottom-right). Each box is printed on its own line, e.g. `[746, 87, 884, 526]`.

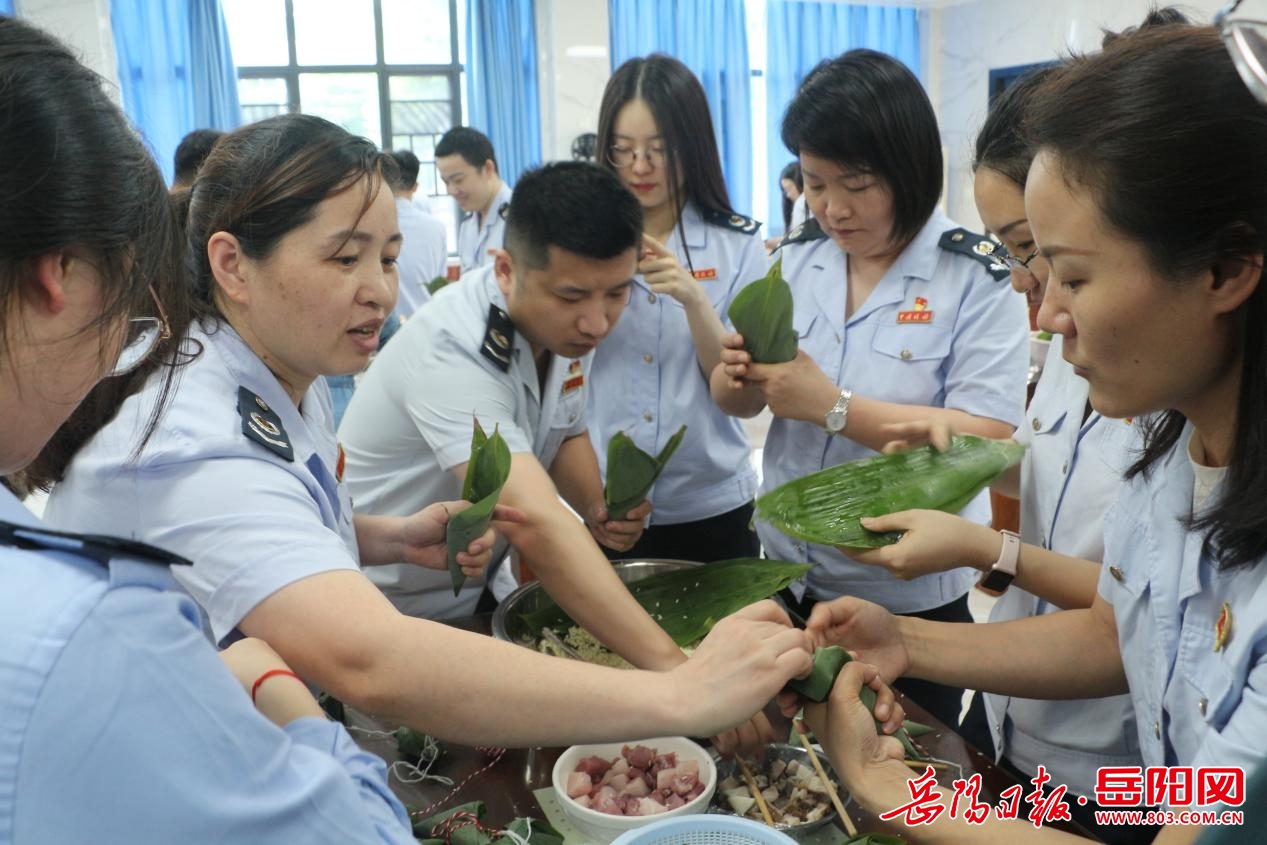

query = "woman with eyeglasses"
[36, 111, 814, 753]
[713, 48, 1029, 729]
[797, 25, 1267, 844]
[589, 54, 766, 563]
[0, 18, 418, 842]
[826, 66, 1151, 845]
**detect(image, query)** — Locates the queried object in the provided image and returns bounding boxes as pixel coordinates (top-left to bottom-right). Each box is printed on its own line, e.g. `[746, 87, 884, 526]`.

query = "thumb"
[860, 511, 910, 533]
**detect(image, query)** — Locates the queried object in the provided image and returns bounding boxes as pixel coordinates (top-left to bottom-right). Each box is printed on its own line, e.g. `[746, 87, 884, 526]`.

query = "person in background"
[802, 25, 1267, 844]
[589, 54, 766, 563]
[40, 117, 812, 753]
[767, 161, 805, 253]
[712, 48, 1029, 729]
[172, 127, 225, 191]
[436, 126, 512, 274]
[0, 18, 415, 843]
[387, 149, 447, 319]
[848, 66, 1150, 844]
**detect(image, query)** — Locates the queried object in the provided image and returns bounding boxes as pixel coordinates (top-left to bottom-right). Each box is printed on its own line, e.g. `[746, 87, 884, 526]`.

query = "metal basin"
[712, 743, 847, 841]
[490, 558, 703, 647]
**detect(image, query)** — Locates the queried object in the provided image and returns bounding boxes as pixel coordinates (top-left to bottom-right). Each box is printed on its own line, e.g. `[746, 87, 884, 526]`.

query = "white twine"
[389, 758, 455, 785]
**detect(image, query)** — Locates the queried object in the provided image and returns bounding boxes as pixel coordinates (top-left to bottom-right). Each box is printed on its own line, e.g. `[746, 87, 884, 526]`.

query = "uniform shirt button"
[1032, 418, 1042, 431]
[899, 349, 913, 361]
[1041, 536, 1048, 550]
[1153, 721, 1162, 740]
[647, 292, 657, 304]
[1109, 565, 1125, 582]
[643, 354, 653, 364]
[1198, 697, 1208, 717]
[643, 411, 653, 422]
[1061, 461, 1069, 475]
[568, 414, 576, 423]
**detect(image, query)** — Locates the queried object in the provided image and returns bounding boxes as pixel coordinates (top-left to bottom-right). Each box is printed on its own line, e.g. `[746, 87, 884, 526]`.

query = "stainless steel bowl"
[490, 558, 703, 646]
[712, 743, 848, 841]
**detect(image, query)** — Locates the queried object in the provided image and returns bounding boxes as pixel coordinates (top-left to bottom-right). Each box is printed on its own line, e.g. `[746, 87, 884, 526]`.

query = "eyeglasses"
[1215, 0, 1267, 106]
[986, 242, 1041, 273]
[105, 285, 172, 378]
[607, 144, 667, 169]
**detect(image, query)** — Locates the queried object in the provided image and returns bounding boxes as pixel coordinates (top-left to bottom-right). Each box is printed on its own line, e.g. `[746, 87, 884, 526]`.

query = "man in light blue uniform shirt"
[436, 126, 513, 274]
[339, 162, 692, 673]
[388, 149, 448, 318]
[588, 203, 766, 560]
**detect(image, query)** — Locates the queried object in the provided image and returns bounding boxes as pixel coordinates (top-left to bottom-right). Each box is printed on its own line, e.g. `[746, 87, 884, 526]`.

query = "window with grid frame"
[223, 0, 465, 252]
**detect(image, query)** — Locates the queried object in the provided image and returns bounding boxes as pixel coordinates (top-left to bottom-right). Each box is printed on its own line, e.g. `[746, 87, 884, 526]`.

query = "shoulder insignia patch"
[703, 208, 761, 235]
[938, 227, 1010, 281]
[237, 386, 294, 462]
[480, 303, 516, 373]
[775, 217, 829, 251]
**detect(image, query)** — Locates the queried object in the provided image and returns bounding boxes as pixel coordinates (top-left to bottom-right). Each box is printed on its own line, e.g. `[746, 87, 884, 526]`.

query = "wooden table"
[346, 613, 1095, 841]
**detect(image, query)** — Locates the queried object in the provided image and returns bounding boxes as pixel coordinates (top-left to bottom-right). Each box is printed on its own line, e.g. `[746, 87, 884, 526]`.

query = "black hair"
[780, 161, 803, 230]
[781, 49, 942, 251]
[389, 149, 421, 190]
[173, 128, 226, 187]
[1028, 26, 1267, 570]
[503, 162, 642, 271]
[1, 17, 183, 490]
[596, 54, 737, 272]
[434, 126, 498, 173]
[972, 67, 1058, 188]
[188, 114, 393, 308]
[1101, 5, 1191, 48]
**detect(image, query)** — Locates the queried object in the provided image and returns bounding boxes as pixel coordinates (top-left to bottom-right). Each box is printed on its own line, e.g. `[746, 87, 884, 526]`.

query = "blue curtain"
[609, 0, 753, 218]
[765, 0, 920, 232]
[112, 0, 241, 184]
[0, 1, 13, 16]
[466, 0, 542, 186]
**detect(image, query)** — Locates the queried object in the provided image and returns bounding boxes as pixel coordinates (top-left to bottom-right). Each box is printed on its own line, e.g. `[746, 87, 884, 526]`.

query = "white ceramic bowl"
[552, 737, 718, 844]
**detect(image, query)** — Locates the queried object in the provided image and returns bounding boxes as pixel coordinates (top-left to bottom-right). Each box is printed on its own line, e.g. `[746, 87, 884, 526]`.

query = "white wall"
[535, 0, 610, 162]
[15, 0, 120, 98]
[929, 0, 1229, 231]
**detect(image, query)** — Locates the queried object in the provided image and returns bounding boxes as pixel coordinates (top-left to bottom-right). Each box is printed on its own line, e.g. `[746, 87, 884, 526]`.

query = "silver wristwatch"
[823, 389, 852, 434]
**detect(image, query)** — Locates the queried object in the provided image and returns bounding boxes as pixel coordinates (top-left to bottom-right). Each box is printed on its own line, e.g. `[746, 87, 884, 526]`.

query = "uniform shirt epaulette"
[703, 208, 761, 235]
[938, 227, 1010, 281]
[237, 386, 294, 462]
[775, 217, 828, 251]
[480, 303, 515, 373]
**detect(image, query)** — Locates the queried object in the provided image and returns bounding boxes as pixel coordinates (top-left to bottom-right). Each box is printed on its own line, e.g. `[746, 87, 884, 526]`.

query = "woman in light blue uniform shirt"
[852, 69, 1149, 845]
[590, 54, 766, 561]
[714, 49, 1029, 727]
[41, 114, 816, 750]
[0, 18, 413, 843]
[800, 26, 1267, 844]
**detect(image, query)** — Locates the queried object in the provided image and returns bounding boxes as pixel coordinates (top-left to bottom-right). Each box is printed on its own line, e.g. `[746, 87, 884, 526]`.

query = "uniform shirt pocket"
[1169, 622, 1236, 766]
[871, 324, 954, 362]
[867, 324, 955, 405]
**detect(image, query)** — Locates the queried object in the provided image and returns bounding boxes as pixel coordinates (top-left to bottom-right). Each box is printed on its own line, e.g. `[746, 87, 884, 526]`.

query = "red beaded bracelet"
[250, 668, 303, 704]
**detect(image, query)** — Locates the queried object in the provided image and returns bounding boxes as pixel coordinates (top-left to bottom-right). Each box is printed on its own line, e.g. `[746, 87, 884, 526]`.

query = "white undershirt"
[1187, 431, 1228, 512]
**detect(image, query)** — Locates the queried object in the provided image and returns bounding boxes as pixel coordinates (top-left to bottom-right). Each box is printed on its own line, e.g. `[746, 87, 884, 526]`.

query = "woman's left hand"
[744, 350, 840, 423]
[400, 500, 525, 577]
[801, 661, 907, 795]
[847, 510, 1000, 579]
[640, 234, 702, 308]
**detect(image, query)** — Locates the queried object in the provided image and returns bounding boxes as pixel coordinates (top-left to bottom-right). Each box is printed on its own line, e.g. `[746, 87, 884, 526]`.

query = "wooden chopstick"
[903, 759, 951, 771]
[735, 757, 777, 827]
[793, 720, 857, 838]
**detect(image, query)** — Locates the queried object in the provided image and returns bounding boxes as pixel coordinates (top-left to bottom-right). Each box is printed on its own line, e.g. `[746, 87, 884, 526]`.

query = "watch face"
[825, 411, 845, 431]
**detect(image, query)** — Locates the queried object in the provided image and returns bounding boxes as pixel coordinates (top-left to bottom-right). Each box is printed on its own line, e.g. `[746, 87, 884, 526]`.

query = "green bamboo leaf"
[755, 435, 1025, 548]
[727, 256, 798, 363]
[603, 425, 687, 520]
[844, 835, 907, 844]
[411, 801, 486, 839]
[448, 419, 511, 594]
[793, 647, 929, 761]
[903, 720, 936, 737]
[427, 275, 450, 296]
[519, 557, 812, 647]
